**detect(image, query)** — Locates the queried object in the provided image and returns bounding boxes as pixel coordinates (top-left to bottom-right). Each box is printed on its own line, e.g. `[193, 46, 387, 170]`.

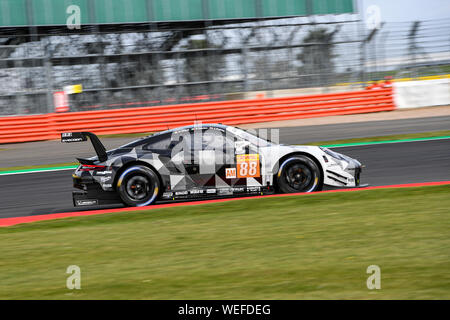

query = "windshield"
[112, 125, 274, 152]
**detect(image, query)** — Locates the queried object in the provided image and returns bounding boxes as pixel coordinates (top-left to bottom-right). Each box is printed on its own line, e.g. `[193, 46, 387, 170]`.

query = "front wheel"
[276, 156, 322, 193]
[117, 165, 160, 207]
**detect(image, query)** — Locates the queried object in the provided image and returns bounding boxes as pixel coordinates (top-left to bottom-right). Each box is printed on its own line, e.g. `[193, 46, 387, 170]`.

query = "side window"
[201, 129, 236, 151]
[202, 130, 225, 150]
[143, 133, 172, 151]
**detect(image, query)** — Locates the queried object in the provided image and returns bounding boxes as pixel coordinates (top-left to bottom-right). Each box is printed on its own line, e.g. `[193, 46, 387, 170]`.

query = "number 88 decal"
[237, 154, 260, 178]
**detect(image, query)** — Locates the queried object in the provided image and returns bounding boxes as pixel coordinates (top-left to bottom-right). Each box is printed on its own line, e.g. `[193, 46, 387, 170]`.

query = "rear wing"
[61, 132, 108, 162]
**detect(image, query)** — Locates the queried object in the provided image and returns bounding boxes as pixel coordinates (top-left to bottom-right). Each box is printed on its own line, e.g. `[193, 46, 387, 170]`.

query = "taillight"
[79, 164, 107, 172]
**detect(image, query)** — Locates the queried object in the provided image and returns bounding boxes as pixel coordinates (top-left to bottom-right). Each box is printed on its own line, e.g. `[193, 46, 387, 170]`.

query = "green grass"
[304, 130, 450, 146]
[1, 185, 449, 299]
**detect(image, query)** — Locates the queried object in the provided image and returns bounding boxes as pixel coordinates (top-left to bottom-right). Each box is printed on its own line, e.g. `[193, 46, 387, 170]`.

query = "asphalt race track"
[1, 115, 450, 168]
[0, 139, 449, 219]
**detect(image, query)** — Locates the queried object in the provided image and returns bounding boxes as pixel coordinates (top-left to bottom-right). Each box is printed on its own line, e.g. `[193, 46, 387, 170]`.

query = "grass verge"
[0, 185, 449, 299]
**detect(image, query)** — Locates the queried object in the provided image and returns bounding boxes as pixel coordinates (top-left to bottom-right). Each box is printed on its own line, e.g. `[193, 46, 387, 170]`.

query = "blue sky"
[358, 0, 450, 22]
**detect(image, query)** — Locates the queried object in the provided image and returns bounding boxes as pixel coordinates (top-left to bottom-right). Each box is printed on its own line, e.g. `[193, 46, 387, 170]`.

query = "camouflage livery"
[62, 124, 364, 207]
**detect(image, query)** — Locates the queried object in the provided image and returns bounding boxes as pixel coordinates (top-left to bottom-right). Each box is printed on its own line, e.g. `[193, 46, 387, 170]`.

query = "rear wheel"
[276, 156, 322, 193]
[117, 165, 160, 207]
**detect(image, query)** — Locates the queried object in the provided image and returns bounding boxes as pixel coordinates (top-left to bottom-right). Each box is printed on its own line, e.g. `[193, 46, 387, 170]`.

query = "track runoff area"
[0, 135, 449, 227]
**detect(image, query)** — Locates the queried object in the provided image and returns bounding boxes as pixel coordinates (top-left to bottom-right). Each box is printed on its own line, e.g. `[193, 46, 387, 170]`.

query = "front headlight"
[320, 147, 346, 161]
[320, 147, 351, 169]
[321, 147, 362, 170]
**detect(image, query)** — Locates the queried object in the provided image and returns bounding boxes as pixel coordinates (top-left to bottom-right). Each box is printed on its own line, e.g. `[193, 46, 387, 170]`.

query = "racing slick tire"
[116, 165, 160, 207]
[276, 155, 322, 193]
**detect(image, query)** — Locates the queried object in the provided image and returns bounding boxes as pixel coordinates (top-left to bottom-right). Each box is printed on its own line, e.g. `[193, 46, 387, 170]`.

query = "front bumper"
[324, 159, 364, 188]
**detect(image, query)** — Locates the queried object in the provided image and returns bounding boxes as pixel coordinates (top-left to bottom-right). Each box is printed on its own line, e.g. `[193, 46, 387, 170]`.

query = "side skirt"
[160, 186, 275, 201]
[73, 186, 277, 207]
[73, 190, 122, 207]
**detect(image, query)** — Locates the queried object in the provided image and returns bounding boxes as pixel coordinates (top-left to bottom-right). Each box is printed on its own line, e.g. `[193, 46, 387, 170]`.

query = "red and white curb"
[1, 181, 449, 227]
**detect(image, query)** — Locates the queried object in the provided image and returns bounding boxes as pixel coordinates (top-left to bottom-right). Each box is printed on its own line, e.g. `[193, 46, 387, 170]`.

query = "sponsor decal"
[61, 132, 86, 142]
[206, 189, 216, 194]
[225, 168, 237, 179]
[175, 191, 188, 196]
[162, 192, 173, 198]
[236, 154, 260, 178]
[94, 171, 112, 175]
[100, 176, 111, 182]
[217, 188, 232, 195]
[246, 186, 261, 193]
[189, 189, 204, 194]
[76, 199, 98, 206]
[231, 187, 245, 193]
[62, 138, 83, 142]
[102, 184, 112, 188]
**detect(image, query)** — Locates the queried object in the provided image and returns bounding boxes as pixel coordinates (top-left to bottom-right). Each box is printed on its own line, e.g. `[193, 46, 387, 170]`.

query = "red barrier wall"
[0, 88, 394, 144]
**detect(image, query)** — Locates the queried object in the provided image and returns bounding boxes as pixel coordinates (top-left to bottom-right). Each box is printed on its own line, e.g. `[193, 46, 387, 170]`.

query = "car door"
[201, 128, 263, 191]
[168, 127, 237, 193]
[231, 136, 263, 190]
[143, 130, 195, 191]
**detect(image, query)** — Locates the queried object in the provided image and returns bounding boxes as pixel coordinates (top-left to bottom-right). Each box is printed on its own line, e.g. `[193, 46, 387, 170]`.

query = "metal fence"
[0, 16, 449, 115]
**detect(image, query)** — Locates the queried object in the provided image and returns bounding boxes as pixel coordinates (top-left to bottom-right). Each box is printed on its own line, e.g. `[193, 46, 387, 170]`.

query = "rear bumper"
[72, 184, 121, 207]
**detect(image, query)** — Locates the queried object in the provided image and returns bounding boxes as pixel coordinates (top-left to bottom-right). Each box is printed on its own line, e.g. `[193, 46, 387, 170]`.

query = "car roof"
[168, 123, 228, 132]
[152, 123, 229, 136]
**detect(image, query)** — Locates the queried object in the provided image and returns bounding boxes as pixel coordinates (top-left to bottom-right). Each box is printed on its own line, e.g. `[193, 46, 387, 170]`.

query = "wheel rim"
[126, 175, 151, 201]
[284, 162, 313, 191]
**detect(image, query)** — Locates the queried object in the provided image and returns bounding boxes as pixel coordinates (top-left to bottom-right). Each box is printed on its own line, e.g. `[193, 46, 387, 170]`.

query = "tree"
[181, 37, 225, 96]
[297, 27, 338, 86]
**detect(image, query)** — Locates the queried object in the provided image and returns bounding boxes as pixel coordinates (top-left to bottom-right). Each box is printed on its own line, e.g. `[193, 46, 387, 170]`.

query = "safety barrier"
[0, 88, 394, 144]
[393, 78, 450, 109]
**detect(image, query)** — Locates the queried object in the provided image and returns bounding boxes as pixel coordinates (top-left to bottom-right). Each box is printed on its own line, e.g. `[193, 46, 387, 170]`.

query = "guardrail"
[0, 88, 394, 144]
[394, 78, 450, 109]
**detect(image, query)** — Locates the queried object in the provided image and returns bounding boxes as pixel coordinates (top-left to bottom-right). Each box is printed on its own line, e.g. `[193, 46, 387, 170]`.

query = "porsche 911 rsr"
[61, 124, 364, 207]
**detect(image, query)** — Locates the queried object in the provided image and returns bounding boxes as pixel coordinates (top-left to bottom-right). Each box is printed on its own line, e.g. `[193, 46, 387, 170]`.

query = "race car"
[62, 123, 364, 207]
